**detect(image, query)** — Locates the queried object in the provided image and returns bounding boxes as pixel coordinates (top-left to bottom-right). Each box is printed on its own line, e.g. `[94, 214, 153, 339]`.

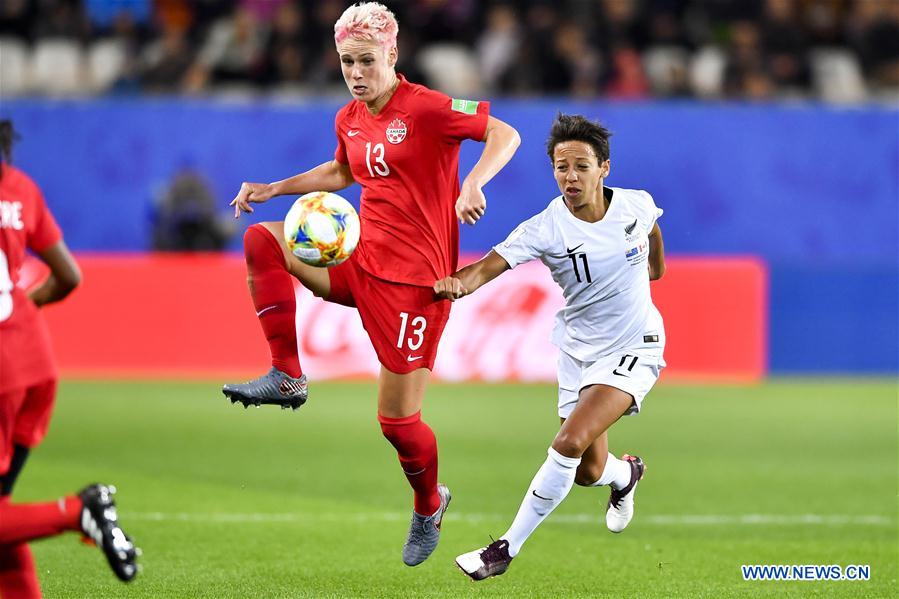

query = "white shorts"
[557, 346, 665, 419]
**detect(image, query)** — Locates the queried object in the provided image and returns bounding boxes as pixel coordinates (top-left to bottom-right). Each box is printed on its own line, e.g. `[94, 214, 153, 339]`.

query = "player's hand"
[433, 276, 468, 301]
[231, 182, 275, 218]
[455, 184, 486, 225]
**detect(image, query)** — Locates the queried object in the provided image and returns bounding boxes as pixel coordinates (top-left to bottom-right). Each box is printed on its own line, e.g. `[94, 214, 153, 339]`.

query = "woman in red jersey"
[222, 2, 520, 566]
[0, 120, 139, 595]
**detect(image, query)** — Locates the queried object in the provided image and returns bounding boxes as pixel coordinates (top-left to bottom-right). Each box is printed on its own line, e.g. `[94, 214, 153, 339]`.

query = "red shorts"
[327, 257, 451, 374]
[0, 379, 56, 474]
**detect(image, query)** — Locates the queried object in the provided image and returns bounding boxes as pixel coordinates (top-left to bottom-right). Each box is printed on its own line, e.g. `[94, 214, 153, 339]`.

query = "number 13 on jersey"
[365, 142, 390, 177]
[397, 311, 427, 351]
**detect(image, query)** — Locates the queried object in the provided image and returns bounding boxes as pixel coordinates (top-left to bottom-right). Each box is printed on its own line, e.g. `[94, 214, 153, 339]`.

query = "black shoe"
[78, 484, 139, 582]
[455, 539, 513, 581]
[222, 367, 308, 410]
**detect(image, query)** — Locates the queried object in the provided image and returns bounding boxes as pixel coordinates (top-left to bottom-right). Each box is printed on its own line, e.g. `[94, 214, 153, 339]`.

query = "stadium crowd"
[0, 0, 897, 103]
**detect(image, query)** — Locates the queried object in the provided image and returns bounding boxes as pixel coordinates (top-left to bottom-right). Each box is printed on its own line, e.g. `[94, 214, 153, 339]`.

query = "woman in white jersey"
[434, 114, 666, 580]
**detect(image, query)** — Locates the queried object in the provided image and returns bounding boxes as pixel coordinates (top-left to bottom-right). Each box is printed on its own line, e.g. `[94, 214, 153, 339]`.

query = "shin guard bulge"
[244, 224, 302, 378]
[378, 412, 440, 515]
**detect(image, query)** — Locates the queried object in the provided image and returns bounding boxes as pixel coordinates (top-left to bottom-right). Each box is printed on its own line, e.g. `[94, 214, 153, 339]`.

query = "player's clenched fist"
[455, 184, 487, 225]
[433, 277, 468, 301]
[231, 182, 275, 218]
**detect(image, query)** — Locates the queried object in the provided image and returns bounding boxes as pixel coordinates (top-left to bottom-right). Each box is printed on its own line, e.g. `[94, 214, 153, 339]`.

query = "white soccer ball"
[283, 192, 360, 267]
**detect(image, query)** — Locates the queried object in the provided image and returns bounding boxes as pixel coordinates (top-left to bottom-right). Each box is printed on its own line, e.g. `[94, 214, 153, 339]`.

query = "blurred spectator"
[140, 22, 194, 93]
[596, 0, 648, 52]
[498, 3, 561, 94]
[605, 45, 651, 99]
[849, 0, 899, 91]
[722, 20, 771, 99]
[184, 6, 267, 92]
[406, 0, 478, 45]
[642, 3, 693, 97]
[552, 22, 602, 97]
[761, 0, 810, 92]
[256, 2, 306, 88]
[33, 0, 88, 41]
[804, 0, 846, 46]
[303, 0, 346, 89]
[0, 0, 36, 41]
[152, 165, 233, 251]
[241, 0, 291, 23]
[477, 4, 521, 93]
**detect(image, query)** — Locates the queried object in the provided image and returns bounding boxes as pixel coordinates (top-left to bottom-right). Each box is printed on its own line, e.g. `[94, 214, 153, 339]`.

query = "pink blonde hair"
[334, 2, 399, 49]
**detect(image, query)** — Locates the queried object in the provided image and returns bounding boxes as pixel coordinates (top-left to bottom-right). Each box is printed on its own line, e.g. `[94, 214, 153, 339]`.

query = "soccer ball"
[283, 192, 360, 267]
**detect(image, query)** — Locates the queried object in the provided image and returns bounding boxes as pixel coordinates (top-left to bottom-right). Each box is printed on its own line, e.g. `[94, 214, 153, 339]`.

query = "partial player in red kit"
[0, 120, 139, 597]
[222, 2, 520, 566]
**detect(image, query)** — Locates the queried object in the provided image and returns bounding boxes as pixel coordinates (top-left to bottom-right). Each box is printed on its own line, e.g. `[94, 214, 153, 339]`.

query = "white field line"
[127, 511, 894, 527]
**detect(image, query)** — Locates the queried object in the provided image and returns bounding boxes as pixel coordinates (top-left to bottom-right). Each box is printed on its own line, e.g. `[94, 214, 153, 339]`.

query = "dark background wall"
[4, 99, 897, 374]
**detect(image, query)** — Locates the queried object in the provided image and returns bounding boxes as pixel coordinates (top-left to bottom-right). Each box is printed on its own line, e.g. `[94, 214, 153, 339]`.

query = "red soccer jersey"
[0, 165, 62, 391]
[334, 75, 489, 286]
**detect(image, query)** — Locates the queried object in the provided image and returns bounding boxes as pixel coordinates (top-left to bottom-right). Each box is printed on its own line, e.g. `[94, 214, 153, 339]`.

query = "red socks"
[244, 224, 302, 378]
[0, 496, 82, 546]
[378, 412, 440, 515]
[0, 495, 81, 599]
[0, 544, 40, 599]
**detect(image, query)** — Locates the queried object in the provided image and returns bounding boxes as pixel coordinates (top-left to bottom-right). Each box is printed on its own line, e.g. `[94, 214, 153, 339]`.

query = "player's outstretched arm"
[29, 240, 81, 307]
[648, 222, 666, 281]
[434, 250, 510, 301]
[230, 160, 355, 218]
[456, 116, 521, 225]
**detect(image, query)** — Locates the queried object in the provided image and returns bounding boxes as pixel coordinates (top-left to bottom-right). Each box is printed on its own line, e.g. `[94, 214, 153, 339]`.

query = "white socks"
[591, 452, 631, 490]
[500, 447, 581, 557]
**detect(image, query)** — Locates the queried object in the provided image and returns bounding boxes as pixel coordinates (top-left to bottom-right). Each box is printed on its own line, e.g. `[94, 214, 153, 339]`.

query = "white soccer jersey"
[493, 187, 664, 362]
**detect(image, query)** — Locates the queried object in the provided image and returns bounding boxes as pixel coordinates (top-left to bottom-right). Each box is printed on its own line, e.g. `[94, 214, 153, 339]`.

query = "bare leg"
[551, 384, 633, 459]
[499, 385, 633, 557]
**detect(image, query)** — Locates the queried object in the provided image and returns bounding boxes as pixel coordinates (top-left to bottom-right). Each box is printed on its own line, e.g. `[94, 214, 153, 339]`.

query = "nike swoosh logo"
[347, 130, 360, 137]
[566, 244, 583, 253]
[407, 355, 424, 362]
[255, 305, 277, 316]
[532, 490, 552, 500]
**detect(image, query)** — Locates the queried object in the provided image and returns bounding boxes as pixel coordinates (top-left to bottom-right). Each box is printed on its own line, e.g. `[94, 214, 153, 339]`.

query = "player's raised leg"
[574, 431, 645, 532]
[222, 221, 330, 410]
[456, 385, 632, 581]
[377, 367, 449, 566]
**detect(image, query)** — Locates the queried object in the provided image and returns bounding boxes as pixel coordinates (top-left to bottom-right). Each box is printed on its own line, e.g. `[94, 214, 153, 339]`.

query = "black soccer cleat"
[222, 367, 308, 411]
[78, 483, 139, 582]
[455, 538, 513, 581]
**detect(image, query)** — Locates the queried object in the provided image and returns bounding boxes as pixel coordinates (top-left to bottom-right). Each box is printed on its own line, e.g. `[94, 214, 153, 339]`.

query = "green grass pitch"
[13, 379, 897, 598]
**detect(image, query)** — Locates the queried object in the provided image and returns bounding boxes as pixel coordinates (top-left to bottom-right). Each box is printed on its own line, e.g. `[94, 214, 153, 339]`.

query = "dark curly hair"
[546, 113, 611, 164]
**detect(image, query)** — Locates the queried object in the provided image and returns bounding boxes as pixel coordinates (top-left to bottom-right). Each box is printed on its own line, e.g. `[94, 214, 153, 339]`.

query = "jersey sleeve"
[492, 212, 547, 269]
[639, 190, 663, 234]
[420, 88, 490, 143]
[333, 111, 348, 165]
[28, 186, 62, 253]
